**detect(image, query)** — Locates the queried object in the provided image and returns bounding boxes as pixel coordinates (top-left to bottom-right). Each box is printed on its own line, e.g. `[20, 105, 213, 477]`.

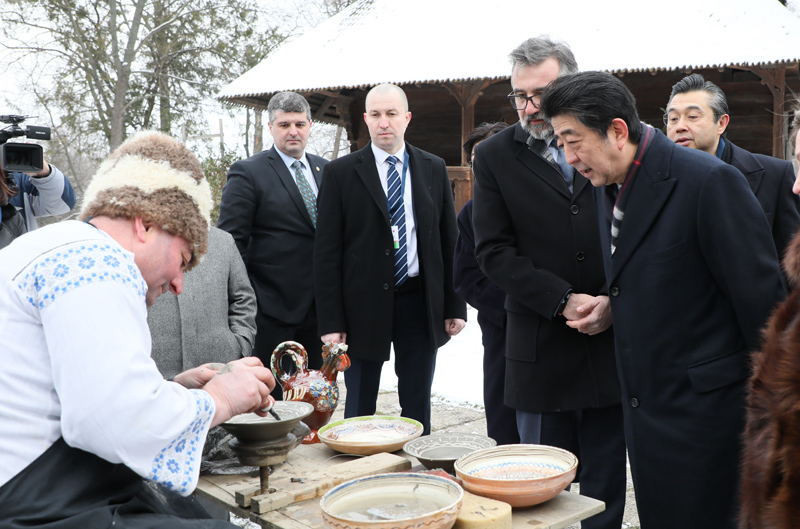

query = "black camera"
[0, 115, 51, 173]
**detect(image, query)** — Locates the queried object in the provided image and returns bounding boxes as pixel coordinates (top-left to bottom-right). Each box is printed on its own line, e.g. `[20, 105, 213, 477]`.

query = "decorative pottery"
[453, 444, 578, 508]
[318, 416, 423, 456]
[320, 472, 463, 529]
[403, 432, 496, 473]
[271, 341, 350, 443]
[220, 401, 314, 443]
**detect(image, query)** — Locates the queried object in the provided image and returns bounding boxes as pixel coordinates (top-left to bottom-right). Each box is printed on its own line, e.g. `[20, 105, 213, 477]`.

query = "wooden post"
[745, 65, 790, 159]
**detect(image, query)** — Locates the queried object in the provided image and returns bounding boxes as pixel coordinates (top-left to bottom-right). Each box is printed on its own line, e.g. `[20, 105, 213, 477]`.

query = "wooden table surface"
[195, 442, 604, 529]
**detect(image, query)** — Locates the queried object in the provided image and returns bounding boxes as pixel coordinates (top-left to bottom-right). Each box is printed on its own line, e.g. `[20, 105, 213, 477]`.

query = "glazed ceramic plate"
[320, 472, 463, 529]
[220, 401, 314, 443]
[318, 416, 423, 455]
[403, 432, 496, 473]
[453, 444, 578, 508]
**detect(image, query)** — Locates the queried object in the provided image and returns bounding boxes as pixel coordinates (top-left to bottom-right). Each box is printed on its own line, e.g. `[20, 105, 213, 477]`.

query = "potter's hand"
[565, 295, 612, 335]
[322, 332, 347, 344]
[171, 362, 226, 389]
[445, 318, 466, 336]
[202, 358, 277, 427]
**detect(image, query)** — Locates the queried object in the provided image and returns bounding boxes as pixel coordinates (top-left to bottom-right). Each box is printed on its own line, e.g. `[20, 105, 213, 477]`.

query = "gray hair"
[509, 36, 578, 77]
[267, 91, 312, 123]
[668, 73, 729, 124]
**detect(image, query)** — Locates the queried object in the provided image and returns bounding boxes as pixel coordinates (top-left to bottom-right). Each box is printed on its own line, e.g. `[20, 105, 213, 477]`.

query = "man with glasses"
[665, 73, 800, 263]
[472, 37, 625, 529]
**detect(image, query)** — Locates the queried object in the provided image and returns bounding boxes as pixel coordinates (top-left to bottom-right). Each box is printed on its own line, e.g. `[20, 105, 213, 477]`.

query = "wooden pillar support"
[744, 65, 789, 159]
[443, 81, 491, 211]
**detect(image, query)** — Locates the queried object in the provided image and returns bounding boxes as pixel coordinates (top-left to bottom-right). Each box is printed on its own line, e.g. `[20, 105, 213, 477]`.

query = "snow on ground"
[377, 305, 485, 408]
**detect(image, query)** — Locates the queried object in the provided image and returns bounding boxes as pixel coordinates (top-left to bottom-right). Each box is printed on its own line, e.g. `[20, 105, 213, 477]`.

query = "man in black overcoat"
[472, 37, 625, 529]
[313, 84, 466, 435]
[664, 73, 800, 263]
[542, 71, 787, 529]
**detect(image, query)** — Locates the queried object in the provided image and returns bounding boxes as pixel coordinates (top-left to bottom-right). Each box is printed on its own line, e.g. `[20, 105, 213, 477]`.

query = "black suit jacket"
[472, 123, 619, 414]
[596, 128, 786, 527]
[722, 140, 800, 261]
[218, 146, 327, 324]
[313, 142, 466, 362]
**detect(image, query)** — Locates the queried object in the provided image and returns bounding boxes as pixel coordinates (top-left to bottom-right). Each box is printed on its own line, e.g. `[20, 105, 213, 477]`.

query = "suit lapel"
[268, 147, 315, 229]
[308, 154, 324, 188]
[354, 145, 391, 224]
[609, 134, 676, 282]
[408, 144, 433, 249]
[730, 144, 764, 195]
[513, 124, 572, 200]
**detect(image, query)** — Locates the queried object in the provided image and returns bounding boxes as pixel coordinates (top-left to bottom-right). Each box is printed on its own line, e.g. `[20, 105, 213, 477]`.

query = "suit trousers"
[478, 314, 519, 445]
[517, 404, 626, 529]
[254, 307, 323, 400]
[343, 283, 437, 434]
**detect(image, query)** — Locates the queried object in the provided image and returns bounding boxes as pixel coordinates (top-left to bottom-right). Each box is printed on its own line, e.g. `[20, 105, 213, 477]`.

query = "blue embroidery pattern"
[16, 242, 147, 309]
[149, 390, 215, 494]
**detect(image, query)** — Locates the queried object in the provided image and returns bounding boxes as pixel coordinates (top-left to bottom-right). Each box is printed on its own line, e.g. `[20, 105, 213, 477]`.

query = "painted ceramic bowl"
[453, 444, 578, 508]
[220, 401, 314, 443]
[318, 416, 423, 455]
[320, 472, 463, 529]
[403, 432, 496, 473]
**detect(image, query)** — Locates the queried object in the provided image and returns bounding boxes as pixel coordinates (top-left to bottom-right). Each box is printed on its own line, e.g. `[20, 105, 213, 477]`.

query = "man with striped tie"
[314, 83, 466, 434]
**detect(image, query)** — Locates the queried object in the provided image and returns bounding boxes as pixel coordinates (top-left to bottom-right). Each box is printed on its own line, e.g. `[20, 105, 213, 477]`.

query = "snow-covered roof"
[218, 0, 800, 102]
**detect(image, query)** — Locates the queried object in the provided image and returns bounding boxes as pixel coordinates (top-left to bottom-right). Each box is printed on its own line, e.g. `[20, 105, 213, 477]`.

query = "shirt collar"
[276, 147, 308, 171]
[715, 137, 726, 159]
[371, 142, 406, 165]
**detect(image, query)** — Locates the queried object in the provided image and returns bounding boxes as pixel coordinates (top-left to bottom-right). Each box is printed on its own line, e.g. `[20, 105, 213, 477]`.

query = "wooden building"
[218, 0, 800, 211]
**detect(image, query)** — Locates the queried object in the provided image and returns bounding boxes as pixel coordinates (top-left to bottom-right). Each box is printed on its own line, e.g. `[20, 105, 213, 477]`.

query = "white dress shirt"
[371, 142, 419, 278]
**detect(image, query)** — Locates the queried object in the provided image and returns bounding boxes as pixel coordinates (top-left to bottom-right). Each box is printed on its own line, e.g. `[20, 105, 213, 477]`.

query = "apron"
[0, 438, 233, 528]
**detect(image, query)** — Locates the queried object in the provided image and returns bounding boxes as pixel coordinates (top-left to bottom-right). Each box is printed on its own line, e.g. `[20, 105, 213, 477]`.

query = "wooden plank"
[511, 491, 605, 529]
[251, 452, 411, 514]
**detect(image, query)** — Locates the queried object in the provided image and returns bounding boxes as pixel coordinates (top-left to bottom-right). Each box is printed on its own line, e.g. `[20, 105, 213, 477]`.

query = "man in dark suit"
[542, 71, 787, 529]
[218, 92, 327, 394]
[453, 121, 519, 446]
[471, 37, 625, 529]
[314, 83, 466, 435]
[665, 73, 800, 262]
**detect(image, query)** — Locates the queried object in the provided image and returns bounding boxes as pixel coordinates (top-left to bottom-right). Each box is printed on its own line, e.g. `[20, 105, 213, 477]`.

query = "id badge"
[391, 225, 400, 249]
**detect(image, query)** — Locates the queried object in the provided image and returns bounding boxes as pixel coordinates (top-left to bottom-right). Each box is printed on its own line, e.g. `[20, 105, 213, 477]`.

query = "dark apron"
[0, 438, 234, 528]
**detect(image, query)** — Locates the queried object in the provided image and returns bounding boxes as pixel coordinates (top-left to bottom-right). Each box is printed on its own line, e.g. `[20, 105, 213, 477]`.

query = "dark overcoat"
[723, 139, 800, 262]
[313, 142, 466, 361]
[218, 146, 327, 325]
[596, 129, 786, 529]
[472, 123, 620, 413]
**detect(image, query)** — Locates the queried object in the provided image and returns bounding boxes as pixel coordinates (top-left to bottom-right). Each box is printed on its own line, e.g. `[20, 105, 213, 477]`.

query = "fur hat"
[80, 131, 211, 270]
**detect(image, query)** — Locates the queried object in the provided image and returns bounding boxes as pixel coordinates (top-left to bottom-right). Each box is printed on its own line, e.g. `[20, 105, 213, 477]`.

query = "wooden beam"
[313, 96, 336, 121]
[742, 65, 791, 159]
[443, 81, 491, 166]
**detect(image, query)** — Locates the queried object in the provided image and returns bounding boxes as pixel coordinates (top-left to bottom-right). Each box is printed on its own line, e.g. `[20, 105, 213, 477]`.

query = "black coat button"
[570, 205, 579, 215]
[630, 398, 639, 408]
[610, 286, 620, 296]
[385, 249, 391, 256]
[576, 251, 585, 261]
[383, 283, 389, 290]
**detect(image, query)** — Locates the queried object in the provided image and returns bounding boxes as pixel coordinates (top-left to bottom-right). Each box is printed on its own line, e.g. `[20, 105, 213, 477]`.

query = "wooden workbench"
[195, 442, 604, 529]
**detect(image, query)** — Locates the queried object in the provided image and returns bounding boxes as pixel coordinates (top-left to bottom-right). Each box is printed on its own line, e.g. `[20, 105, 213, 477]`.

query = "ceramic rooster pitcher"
[270, 341, 350, 443]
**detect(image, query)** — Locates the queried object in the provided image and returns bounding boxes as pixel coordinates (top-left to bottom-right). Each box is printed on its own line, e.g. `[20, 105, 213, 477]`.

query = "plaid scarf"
[610, 124, 654, 256]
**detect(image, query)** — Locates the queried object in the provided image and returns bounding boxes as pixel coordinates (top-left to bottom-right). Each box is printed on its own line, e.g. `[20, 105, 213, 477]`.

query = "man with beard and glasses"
[471, 36, 626, 529]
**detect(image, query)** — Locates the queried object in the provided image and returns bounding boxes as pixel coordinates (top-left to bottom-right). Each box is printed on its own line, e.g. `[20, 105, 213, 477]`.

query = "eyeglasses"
[507, 91, 544, 111]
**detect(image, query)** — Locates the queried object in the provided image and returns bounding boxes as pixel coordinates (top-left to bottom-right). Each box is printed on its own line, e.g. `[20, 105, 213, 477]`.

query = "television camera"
[0, 115, 51, 174]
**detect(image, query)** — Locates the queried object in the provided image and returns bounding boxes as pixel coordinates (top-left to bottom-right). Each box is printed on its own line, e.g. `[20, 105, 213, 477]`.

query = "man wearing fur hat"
[0, 131, 276, 527]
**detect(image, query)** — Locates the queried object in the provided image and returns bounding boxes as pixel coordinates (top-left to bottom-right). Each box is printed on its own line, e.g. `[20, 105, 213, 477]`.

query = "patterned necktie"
[386, 156, 407, 287]
[292, 160, 317, 228]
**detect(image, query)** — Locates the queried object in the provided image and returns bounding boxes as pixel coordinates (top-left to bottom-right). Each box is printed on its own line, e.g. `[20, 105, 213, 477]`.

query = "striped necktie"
[292, 160, 317, 228]
[387, 155, 407, 287]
